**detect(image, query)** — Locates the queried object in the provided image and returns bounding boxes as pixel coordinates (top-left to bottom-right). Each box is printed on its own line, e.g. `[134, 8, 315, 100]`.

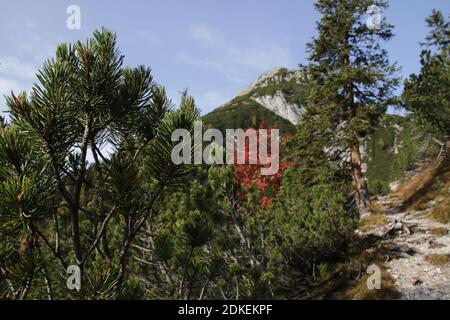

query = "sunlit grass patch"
[429, 203, 450, 224]
[430, 227, 449, 236]
[425, 254, 450, 267]
[359, 214, 389, 233]
[336, 269, 400, 300]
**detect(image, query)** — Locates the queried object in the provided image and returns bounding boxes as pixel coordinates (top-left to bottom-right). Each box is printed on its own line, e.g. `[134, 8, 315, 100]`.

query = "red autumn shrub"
[232, 121, 290, 208]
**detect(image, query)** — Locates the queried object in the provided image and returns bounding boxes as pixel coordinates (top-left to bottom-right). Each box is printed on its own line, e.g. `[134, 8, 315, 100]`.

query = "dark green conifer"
[298, 0, 399, 217]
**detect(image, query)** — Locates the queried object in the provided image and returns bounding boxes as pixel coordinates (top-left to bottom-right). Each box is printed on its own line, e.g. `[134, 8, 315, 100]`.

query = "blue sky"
[1, 0, 449, 116]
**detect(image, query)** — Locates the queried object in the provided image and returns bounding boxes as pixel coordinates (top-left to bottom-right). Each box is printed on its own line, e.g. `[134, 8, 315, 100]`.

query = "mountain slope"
[202, 68, 439, 194]
[202, 67, 306, 134]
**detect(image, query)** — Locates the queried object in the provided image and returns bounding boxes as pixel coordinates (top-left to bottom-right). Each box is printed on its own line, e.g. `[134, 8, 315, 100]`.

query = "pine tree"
[299, 0, 399, 217]
[1, 29, 199, 299]
[403, 10, 449, 153]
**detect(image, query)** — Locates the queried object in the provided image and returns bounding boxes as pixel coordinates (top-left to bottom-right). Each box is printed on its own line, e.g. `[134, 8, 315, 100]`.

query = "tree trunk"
[341, 46, 371, 218]
[440, 139, 450, 160]
[351, 143, 371, 218]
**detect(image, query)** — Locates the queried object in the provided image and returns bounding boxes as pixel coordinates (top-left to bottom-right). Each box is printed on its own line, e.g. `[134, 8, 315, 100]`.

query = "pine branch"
[35, 229, 68, 270]
[81, 205, 116, 265]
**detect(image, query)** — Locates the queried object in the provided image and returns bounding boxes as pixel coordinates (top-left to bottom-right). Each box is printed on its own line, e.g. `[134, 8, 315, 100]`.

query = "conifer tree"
[298, 0, 399, 217]
[0, 29, 199, 299]
[403, 10, 449, 153]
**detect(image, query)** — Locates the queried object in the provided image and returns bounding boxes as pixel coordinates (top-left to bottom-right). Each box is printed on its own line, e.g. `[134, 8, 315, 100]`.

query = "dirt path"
[375, 197, 450, 300]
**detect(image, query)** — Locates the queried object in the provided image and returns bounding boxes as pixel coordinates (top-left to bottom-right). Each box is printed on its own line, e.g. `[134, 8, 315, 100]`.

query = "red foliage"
[232, 121, 290, 208]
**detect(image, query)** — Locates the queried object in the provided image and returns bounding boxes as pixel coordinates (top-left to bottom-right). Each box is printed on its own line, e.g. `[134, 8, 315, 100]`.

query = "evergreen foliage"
[0, 29, 199, 299]
[1, 2, 447, 301]
[403, 10, 449, 139]
[296, 0, 399, 217]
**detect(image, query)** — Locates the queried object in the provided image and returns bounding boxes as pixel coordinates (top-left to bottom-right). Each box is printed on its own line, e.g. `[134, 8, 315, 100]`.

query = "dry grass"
[425, 254, 450, 267]
[392, 151, 449, 209]
[408, 199, 430, 212]
[370, 202, 386, 215]
[430, 227, 449, 236]
[401, 158, 449, 224]
[425, 170, 450, 224]
[392, 165, 440, 206]
[359, 214, 389, 233]
[330, 241, 401, 300]
[429, 203, 450, 224]
[429, 242, 446, 249]
[337, 269, 400, 300]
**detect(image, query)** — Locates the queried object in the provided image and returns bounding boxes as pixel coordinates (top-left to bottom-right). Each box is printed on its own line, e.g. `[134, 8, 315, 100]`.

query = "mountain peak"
[237, 67, 287, 97]
[236, 67, 305, 124]
[202, 68, 306, 132]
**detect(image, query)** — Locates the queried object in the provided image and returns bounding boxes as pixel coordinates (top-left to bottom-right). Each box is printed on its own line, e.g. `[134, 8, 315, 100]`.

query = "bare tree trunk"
[439, 139, 450, 160]
[351, 143, 371, 218]
[342, 45, 371, 219]
[72, 114, 93, 265]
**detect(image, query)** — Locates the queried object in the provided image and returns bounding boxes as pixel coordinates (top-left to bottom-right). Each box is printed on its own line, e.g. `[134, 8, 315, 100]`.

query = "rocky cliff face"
[252, 91, 302, 125]
[234, 67, 304, 125]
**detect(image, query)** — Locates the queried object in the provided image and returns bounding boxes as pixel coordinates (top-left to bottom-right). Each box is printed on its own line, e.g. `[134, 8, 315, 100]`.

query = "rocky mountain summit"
[203, 68, 305, 131]
[236, 67, 304, 124]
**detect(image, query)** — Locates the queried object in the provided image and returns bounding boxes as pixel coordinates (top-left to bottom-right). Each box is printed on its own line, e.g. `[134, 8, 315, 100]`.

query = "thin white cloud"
[228, 45, 291, 72]
[181, 23, 291, 80]
[0, 56, 37, 79]
[0, 57, 35, 112]
[0, 27, 58, 65]
[226, 76, 248, 85]
[139, 30, 160, 46]
[178, 53, 227, 73]
[0, 78, 31, 113]
[188, 24, 224, 48]
[25, 21, 37, 29]
[0, 78, 22, 97]
[198, 90, 230, 111]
